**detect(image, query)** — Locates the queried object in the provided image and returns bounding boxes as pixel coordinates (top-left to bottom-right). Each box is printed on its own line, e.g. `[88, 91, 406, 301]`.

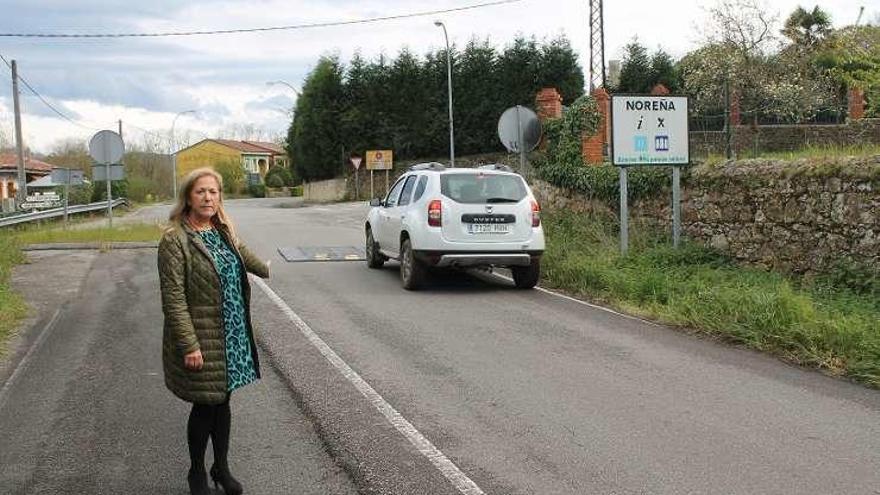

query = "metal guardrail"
[0, 199, 127, 228]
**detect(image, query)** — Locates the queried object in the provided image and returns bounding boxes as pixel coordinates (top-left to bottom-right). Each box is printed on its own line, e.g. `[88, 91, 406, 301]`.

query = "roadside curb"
[22, 241, 158, 251]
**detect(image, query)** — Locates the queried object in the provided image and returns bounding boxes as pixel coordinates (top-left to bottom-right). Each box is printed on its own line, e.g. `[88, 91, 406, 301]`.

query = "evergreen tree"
[649, 49, 680, 92]
[617, 40, 653, 93]
[341, 51, 372, 155]
[288, 55, 345, 181]
[423, 49, 453, 157]
[456, 39, 502, 155]
[496, 36, 541, 107]
[386, 48, 431, 158]
[287, 34, 587, 177]
[537, 36, 585, 103]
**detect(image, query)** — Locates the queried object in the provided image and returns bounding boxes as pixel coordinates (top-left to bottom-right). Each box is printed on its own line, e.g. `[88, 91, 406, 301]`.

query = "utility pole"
[118, 119, 123, 139]
[11, 60, 27, 205]
[589, 0, 606, 91]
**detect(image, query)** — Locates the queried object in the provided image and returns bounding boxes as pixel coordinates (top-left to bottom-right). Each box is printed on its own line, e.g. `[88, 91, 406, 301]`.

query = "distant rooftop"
[186, 139, 285, 155]
[0, 154, 54, 173]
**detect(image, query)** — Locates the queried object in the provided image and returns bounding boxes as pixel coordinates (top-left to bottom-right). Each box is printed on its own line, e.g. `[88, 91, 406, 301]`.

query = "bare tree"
[217, 123, 269, 142]
[45, 138, 92, 172]
[701, 0, 780, 58]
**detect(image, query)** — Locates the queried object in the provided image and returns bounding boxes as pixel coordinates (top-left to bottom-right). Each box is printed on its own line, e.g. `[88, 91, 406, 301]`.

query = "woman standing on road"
[157, 167, 269, 495]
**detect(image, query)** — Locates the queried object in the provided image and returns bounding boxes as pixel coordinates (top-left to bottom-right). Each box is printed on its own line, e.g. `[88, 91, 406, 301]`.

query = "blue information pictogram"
[654, 135, 669, 152]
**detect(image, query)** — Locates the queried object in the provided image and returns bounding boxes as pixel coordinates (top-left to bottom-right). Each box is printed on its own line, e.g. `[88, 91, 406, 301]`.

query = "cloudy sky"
[0, 0, 872, 155]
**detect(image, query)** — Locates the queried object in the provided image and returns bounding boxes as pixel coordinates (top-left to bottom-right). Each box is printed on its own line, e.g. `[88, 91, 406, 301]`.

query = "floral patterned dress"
[197, 229, 258, 392]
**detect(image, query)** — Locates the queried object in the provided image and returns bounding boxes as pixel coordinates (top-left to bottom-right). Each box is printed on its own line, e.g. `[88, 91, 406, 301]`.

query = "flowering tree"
[680, 0, 838, 123]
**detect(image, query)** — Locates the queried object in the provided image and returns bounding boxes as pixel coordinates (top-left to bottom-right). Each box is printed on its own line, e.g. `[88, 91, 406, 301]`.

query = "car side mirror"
[370, 198, 383, 207]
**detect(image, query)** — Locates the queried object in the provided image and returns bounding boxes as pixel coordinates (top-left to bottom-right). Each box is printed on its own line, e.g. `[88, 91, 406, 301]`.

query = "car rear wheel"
[400, 239, 427, 290]
[366, 228, 384, 269]
[512, 259, 540, 289]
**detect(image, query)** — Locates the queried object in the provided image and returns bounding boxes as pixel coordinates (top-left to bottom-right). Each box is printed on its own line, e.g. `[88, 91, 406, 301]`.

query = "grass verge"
[0, 221, 163, 358]
[10, 222, 163, 245]
[540, 209, 880, 388]
[0, 235, 27, 359]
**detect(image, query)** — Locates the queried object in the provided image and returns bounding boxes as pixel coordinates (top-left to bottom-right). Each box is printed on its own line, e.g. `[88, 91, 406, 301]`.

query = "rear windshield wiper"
[485, 197, 519, 203]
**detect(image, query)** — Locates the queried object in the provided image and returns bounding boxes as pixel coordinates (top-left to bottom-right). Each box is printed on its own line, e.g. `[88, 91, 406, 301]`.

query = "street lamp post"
[434, 21, 455, 168]
[170, 109, 196, 199]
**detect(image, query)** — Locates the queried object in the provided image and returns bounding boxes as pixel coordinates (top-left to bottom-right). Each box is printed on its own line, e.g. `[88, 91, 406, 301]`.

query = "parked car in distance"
[364, 162, 545, 290]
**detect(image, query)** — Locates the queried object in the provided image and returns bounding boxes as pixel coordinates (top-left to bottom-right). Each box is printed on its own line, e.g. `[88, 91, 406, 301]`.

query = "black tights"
[187, 395, 232, 472]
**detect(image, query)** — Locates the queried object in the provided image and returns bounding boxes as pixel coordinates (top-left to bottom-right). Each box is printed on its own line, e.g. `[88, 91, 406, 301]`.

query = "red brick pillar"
[650, 84, 670, 96]
[582, 88, 610, 165]
[535, 88, 563, 121]
[849, 87, 866, 120]
[730, 90, 741, 126]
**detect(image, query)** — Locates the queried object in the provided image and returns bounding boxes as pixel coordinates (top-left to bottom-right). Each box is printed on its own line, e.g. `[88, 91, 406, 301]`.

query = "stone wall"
[532, 156, 880, 274]
[302, 177, 347, 203]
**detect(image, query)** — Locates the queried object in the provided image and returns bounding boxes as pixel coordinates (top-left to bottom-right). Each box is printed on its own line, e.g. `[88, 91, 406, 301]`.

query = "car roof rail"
[409, 162, 446, 171]
[477, 163, 515, 173]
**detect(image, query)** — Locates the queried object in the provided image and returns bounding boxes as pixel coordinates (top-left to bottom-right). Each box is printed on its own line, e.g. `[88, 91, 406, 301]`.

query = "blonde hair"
[167, 167, 237, 240]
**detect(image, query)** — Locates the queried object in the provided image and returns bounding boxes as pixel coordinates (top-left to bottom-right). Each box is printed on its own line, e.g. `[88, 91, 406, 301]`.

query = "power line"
[0, 0, 521, 39]
[0, 52, 100, 131]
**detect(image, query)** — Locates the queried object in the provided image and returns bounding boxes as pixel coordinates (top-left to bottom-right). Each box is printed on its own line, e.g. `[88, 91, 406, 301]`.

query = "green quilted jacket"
[157, 223, 269, 405]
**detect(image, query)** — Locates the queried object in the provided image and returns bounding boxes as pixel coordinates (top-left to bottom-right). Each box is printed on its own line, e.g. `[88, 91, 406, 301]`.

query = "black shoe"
[210, 464, 243, 495]
[187, 467, 211, 495]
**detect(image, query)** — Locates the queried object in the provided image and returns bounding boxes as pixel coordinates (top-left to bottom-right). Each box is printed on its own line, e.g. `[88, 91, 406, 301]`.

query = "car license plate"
[468, 223, 511, 234]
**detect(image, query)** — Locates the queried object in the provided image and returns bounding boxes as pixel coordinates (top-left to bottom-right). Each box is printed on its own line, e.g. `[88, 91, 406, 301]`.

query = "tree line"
[286, 36, 584, 181]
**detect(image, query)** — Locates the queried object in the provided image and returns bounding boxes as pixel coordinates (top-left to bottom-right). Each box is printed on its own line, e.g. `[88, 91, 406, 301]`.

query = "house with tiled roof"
[0, 153, 53, 201]
[175, 139, 290, 181]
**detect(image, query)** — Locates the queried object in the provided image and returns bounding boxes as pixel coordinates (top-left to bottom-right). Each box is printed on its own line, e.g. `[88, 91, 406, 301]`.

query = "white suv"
[364, 163, 545, 290]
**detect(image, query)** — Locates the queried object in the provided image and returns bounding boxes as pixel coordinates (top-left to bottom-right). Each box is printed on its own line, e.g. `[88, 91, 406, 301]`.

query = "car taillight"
[531, 200, 541, 227]
[428, 199, 442, 227]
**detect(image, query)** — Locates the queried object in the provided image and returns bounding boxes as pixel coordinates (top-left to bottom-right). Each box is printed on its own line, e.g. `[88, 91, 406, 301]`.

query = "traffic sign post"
[498, 106, 542, 175]
[610, 95, 689, 254]
[350, 155, 363, 200]
[51, 168, 84, 226]
[88, 130, 125, 228]
[366, 150, 393, 196]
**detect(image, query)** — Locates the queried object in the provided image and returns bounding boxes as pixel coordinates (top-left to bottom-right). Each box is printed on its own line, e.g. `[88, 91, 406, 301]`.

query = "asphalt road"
[2, 198, 879, 494]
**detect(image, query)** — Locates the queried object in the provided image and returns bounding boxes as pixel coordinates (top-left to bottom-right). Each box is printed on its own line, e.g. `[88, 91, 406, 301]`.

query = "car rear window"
[440, 173, 527, 204]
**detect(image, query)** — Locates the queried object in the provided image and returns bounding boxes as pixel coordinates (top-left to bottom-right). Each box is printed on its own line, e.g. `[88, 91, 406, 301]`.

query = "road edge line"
[252, 277, 485, 495]
[0, 308, 62, 410]
[488, 270, 660, 327]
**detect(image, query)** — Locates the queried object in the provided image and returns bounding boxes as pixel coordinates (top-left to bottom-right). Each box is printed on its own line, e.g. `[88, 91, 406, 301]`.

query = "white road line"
[487, 271, 660, 327]
[0, 308, 62, 410]
[252, 277, 486, 495]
